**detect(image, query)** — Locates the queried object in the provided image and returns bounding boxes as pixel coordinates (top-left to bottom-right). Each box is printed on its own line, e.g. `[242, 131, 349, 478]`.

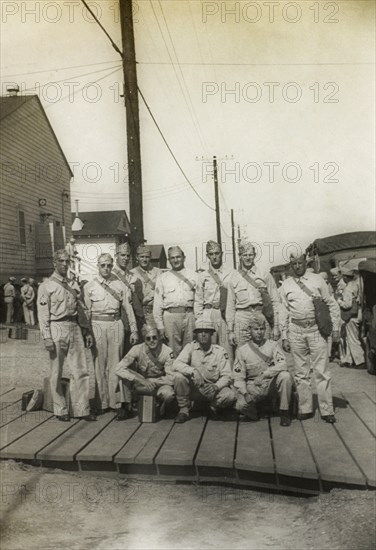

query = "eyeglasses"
[99, 263, 113, 268]
[145, 335, 158, 342]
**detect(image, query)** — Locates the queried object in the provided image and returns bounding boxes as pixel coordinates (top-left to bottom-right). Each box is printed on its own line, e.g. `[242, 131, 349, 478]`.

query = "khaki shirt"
[4, 282, 15, 299]
[116, 342, 174, 385]
[279, 271, 340, 339]
[112, 264, 137, 294]
[37, 273, 85, 339]
[21, 284, 35, 306]
[83, 274, 137, 333]
[233, 340, 285, 394]
[131, 266, 162, 306]
[153, 268, 198, 330]
[226, 266, 280, 332]
[194, 266, 233, 317]
[338, 279, 361, 311]
[172, 341, 232, 390]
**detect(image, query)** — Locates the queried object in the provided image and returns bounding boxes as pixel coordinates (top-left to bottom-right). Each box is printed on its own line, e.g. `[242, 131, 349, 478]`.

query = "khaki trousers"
[163, 310, 195, 357]
[174, 372, 236, 415]
[288, 322, 334, 416]
[92, 319, 124, 409]
[236, 371, 293, 413]
[49, 321, 90, 417]
[342, 318, 365, 366]
[201, 308, 233, 363]
[5, 298, 14, 324]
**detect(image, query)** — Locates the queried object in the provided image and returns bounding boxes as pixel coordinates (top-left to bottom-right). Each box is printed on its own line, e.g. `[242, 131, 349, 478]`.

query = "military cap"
[248, 312, 267, 328]
[142, 322, 160, 338]
[206, 240, 221, 254]
[289, 252, 306, 262]
[341, 266, 355, 277]
[168, 245, 184, 256]
[136, 244, 151, 256]
[330, 267, 340, 276]
[193, 319, 215, 332]
[97, 252, 113, 264]
[9, 277, 16, 282]
[21, 277, 28, 284]
[116, 242, 131, 253]
[238, 240, 255, 255]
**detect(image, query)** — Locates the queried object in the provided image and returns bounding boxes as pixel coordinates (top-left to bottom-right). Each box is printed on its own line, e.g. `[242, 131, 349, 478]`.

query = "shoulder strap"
[146, 348, 165, 371]
[136, 267, 156, 290]
[50, 276, 77, 298]
[248, 341, 272, 365]
[208, 267, 223, 288]
[94, 278, 122, 303]
[239, 269, 263, 291]
[114, 269, 133, 292]
[293, 278, 313, 298]
[171, 270, 195, 291]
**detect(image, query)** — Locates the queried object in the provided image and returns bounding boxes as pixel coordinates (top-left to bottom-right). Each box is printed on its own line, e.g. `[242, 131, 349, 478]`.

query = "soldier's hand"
[85, 334, 93, 349]
[244, 393, 253, 404]
[282, 339, 291, 353]
[332, 330, 340, 343]
[141, 379, 156, 392]
[192, 368, 204, 386]
[228, 331, 236, 346]
[130, 332, 139, 345]
[272, 326, 281, 341]
[200, 383, 218, 400]
[159, 328, 166, 341]
[44, 338, 55, 353]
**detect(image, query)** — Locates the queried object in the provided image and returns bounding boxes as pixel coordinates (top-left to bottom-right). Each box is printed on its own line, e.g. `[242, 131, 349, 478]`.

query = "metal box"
[138, 394, 156, 423]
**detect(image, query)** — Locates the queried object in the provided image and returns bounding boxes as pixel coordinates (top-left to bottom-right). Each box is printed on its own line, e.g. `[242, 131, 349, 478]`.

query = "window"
[18, 210, 26, 245]
[55, 220, 61, 227]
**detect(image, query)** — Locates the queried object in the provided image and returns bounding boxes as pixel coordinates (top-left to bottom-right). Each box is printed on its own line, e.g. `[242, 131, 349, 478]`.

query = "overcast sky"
[1, 0, 375, 269]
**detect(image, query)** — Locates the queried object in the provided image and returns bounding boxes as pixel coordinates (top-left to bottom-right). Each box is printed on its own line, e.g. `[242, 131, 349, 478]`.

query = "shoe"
[175, 412, 189, 424]
[356, 363, 366, 370]
[56, 414, 70, 422]
[280, 411, 292, 427]
[297, 412, 313, 421]
[115, 408, 129, 421]
[322, 414, 336, 424]
[244, 402, 259, 421]
[82, 413, 97, 421]
[340, 362, 351, 368]
[208, 406, 221, 421]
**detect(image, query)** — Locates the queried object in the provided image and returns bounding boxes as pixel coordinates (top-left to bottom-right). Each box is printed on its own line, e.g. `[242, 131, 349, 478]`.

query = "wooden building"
[0, 94, 73, 281]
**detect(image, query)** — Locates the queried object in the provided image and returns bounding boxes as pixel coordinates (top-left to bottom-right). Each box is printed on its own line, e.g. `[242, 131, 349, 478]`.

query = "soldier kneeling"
[115, 323, 176, 420]
[234, 313, 293, 427]
[172, 320, 236, 423]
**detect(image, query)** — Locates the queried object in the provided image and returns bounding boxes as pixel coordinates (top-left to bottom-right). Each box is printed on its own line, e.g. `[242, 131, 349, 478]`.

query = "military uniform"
[84, 274, 137, 410]
[226, 266, 280, 345]
[194, 266, 233, 359]
[338, 277, 365, 367]
[131, 265, 161, 324]
[116, 342, 176, 405]
[4, 279, 16, 323]
[153, 268, 198, 357]
[172, 341, 236, 415]
[234, 340, 293, 413]
[21, 281, 35, 325]
[37, 273, 91, 417]
[113, 263, 145, 334]
[279, 271, 340, 417]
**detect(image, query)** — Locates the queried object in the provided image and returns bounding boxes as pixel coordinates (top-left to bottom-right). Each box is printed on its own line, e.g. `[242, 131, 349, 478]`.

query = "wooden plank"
[0, 387, 15, 397]
[343, 392, 376, 437]
[156, 417, 205, 467]
[302, 416, 366, 487]
[37, 413, 114, 463]
[334, 404, 376, 487]
[195, 420, 237, 470]
[0, 388, 24, 411]
[0, 404, 24, 428]
[115, 420, 173, 465]
[0, 417, 79, 460]
[77, 418, 140, 463]
[0, 411, 53, 450]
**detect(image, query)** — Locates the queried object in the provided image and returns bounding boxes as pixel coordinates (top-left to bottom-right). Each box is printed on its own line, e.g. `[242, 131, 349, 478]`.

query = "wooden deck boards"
[0, 392, 374, 493]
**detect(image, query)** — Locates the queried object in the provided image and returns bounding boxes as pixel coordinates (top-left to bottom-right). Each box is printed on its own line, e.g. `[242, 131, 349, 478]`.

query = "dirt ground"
[0, 337, 375, 550]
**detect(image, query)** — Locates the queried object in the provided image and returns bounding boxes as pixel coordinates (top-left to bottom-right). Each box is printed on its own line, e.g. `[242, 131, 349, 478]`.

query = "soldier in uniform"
[172, 319, 236, 423]
[153, 246, 197, 357]
[83, 253, 138, 417]
[113, 242, 145, 337]
[337, 266, 365, 369]
[234, 313, 293, 426]
[131, 244, 161, 325]
[226, 241, 280, 346]
[194, 240, 233, 361]
[279, 253, 340, 423]
[37, 250, 95, 421]
[4, 277, 16, 324]
[115, 323, 176, 418]
[20, 277, 35, 325]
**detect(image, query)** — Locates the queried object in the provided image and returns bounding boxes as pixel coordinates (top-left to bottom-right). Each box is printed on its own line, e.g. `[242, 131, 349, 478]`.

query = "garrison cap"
[9, 277, 16, 282]
[21, 277, 28, 284]
[248, 312, 267, 328]
[206, 240, 221, 254]
[330, 267, 340, 276]
[142, 322, 160, 338]
[168, 246, 184, 256]
[98, 253, 113, 264]
[239, 240, 255, 255]
[193, 319, 215, 332]
[289, 252, 306, 262]
[116, 242, 131, 254]
[136, 244, 151, 256]
[341, 266, 355, 277]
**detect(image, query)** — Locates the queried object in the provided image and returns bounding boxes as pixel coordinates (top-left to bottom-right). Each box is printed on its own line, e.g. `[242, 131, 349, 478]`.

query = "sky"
[1, 0, 375, 270]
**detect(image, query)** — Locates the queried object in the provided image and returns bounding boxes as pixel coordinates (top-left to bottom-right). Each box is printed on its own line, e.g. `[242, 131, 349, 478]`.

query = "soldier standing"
[131, 244, 161, 325]
[83, 253, 138, 417]
[194, 240, 233, 360]
[20, 277, 35, 325]
[37, 250, 95, 421]
[4, 277, 16, 324]
[153, 246, 197, 357]
[172, 319, 236, 423]
[226, 241, 280, 346]
[279, 253, 340, 423]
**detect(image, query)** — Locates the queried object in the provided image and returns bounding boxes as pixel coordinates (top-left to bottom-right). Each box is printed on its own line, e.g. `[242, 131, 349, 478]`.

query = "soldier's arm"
[37, 283, 52, 340]
[152, 275, 164, 331]
[194, 273, 204, 318]
[115, 347, 140, 381]
[265, 271, 281, 321]
[216, 351, 233, 390]
[279, 287, 289, 340]
[319, 278, 341, 331]
[171, 344, 194, 376]
[233, 350, 247, 395]
[225, 280, 236, 332]
[122, 287, 138, 335]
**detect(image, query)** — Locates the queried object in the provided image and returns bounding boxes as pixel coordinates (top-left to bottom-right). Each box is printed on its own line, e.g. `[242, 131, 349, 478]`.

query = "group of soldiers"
[36, 238, 353, 427]
[3, 276, 37, 325]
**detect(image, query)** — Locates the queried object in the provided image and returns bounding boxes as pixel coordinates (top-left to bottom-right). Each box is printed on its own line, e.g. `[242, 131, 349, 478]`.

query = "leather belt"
[51, 315, 77, 323]
[291, 318, 316, 328]
[92, 313, 121, 322]
[236, 305, 263, 312]
[204, 304, 219, 310]
[165, 307, 193, 313]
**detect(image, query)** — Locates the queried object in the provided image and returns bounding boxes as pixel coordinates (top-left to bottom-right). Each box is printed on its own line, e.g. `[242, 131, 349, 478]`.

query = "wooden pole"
[213, 156, 222, 247]
[231, 209, 236, 269]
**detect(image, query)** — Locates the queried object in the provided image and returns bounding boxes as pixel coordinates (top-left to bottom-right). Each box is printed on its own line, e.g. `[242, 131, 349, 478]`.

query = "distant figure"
[4, 277, 16, 323]
[20, 278, 35, 325]
[28, 278, 38, 324]
[65, 236, 81, 279]
[131, 244, 162, 325]
[338, 267, 365, 369]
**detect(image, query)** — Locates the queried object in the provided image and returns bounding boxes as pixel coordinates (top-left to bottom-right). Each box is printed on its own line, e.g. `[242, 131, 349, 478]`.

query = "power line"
[1, 60, 122, 78]
[80, 0, 123, 56]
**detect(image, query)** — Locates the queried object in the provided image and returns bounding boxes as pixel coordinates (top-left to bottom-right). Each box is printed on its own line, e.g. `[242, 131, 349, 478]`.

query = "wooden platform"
[0, 389, 375, 494]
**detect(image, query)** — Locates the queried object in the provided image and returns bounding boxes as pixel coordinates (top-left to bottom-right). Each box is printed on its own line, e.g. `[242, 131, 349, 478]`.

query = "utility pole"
[231, 209, 236, 269]
[119, 0, 144, 252]
[213, 156, 221, 247]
